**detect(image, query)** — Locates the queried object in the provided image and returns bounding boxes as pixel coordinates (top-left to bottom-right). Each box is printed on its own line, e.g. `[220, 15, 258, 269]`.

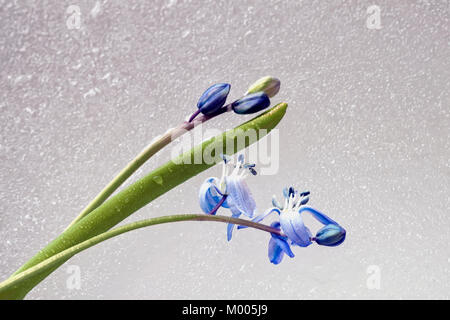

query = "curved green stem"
[65, 105, 232, 231]
[0, 214, 281, 298]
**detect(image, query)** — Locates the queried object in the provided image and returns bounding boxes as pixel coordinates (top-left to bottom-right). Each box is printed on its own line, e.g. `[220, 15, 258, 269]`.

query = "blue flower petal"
[273, 236, 295, 258]
[299, 207, 338, 225]
[199, 177, 229, 214]
[280, 209, 312, 247]
[225, 176, 256, 218]
[268, 237, 284, 264]
[268, 221, 294, 264]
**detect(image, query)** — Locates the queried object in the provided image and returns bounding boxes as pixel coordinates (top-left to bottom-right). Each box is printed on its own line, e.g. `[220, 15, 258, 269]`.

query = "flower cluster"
[199, 155, 346, 265]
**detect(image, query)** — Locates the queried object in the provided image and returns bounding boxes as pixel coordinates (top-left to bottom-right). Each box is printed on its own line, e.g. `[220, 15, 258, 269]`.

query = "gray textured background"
[0, 0, 449, 299]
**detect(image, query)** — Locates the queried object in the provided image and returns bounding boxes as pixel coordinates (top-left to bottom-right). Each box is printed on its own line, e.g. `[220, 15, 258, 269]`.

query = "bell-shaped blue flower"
[314, 223, 346, 247]
[232, 92, 270, 115]
[197, 83, 231, 115]
[278, 188, 313, 247]
[241, 187, 346, 263]
[268, 221, 294, 265]
[198, 154, 258, 241]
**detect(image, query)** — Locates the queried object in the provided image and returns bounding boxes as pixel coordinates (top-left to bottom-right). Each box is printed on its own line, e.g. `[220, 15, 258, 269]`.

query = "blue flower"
[198, 154, 257, 241]
[232, 92, 270, 115]
[197, 83, 231, 115]
[243, 187, 345, 263]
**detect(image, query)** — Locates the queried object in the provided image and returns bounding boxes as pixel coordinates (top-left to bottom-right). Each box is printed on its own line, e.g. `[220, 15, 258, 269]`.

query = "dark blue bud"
[232, 92, 270, 115]
[197, 83, 231, 115]
[314, 224, 346, 247]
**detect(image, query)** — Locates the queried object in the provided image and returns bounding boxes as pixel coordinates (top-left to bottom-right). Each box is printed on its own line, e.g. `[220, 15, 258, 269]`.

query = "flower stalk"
[0, 214, 282, 299]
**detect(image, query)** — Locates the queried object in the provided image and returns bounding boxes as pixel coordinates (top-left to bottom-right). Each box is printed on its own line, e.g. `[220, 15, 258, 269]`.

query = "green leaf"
[0, 102, 287, 299]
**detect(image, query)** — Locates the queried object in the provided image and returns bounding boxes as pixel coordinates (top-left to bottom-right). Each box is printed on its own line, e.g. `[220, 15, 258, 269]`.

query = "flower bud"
[197, 83, 231, 115]
[245, 76, 281, 98]
[314, 224, 346, 247]
[232, 92, 270, 115]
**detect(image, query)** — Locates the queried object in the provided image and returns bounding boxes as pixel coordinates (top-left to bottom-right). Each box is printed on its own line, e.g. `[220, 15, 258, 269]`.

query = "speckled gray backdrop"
[0, 0, 449, 299]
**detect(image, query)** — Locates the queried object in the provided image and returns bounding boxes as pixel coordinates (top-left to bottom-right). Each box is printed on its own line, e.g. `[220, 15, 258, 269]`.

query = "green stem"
[64, 105, 232, 231]
[0, 214, 281, 298]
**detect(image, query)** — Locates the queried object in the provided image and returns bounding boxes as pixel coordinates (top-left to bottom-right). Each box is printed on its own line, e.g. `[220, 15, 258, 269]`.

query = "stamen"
[283, 195, 288, 210]
[231, 164, 240, 177]
[299, 197, 309, 206]
[282, 187, 289, 199]
[288, 187, 295, 198]
[272, 195, 283, 210]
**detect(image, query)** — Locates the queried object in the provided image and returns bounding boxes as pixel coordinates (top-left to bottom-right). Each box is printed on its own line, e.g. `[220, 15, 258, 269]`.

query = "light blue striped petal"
[280, 209, 312, 247]
[225, 176, 256, 218]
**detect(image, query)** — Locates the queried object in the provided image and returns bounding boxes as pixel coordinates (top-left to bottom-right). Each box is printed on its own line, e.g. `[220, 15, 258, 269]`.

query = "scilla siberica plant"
[0, 76, 345, 299]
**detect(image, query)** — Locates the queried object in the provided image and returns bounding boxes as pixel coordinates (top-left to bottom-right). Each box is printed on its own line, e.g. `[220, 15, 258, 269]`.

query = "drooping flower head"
[198, 154, 258, 240]
[243, 187, 346, 264]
